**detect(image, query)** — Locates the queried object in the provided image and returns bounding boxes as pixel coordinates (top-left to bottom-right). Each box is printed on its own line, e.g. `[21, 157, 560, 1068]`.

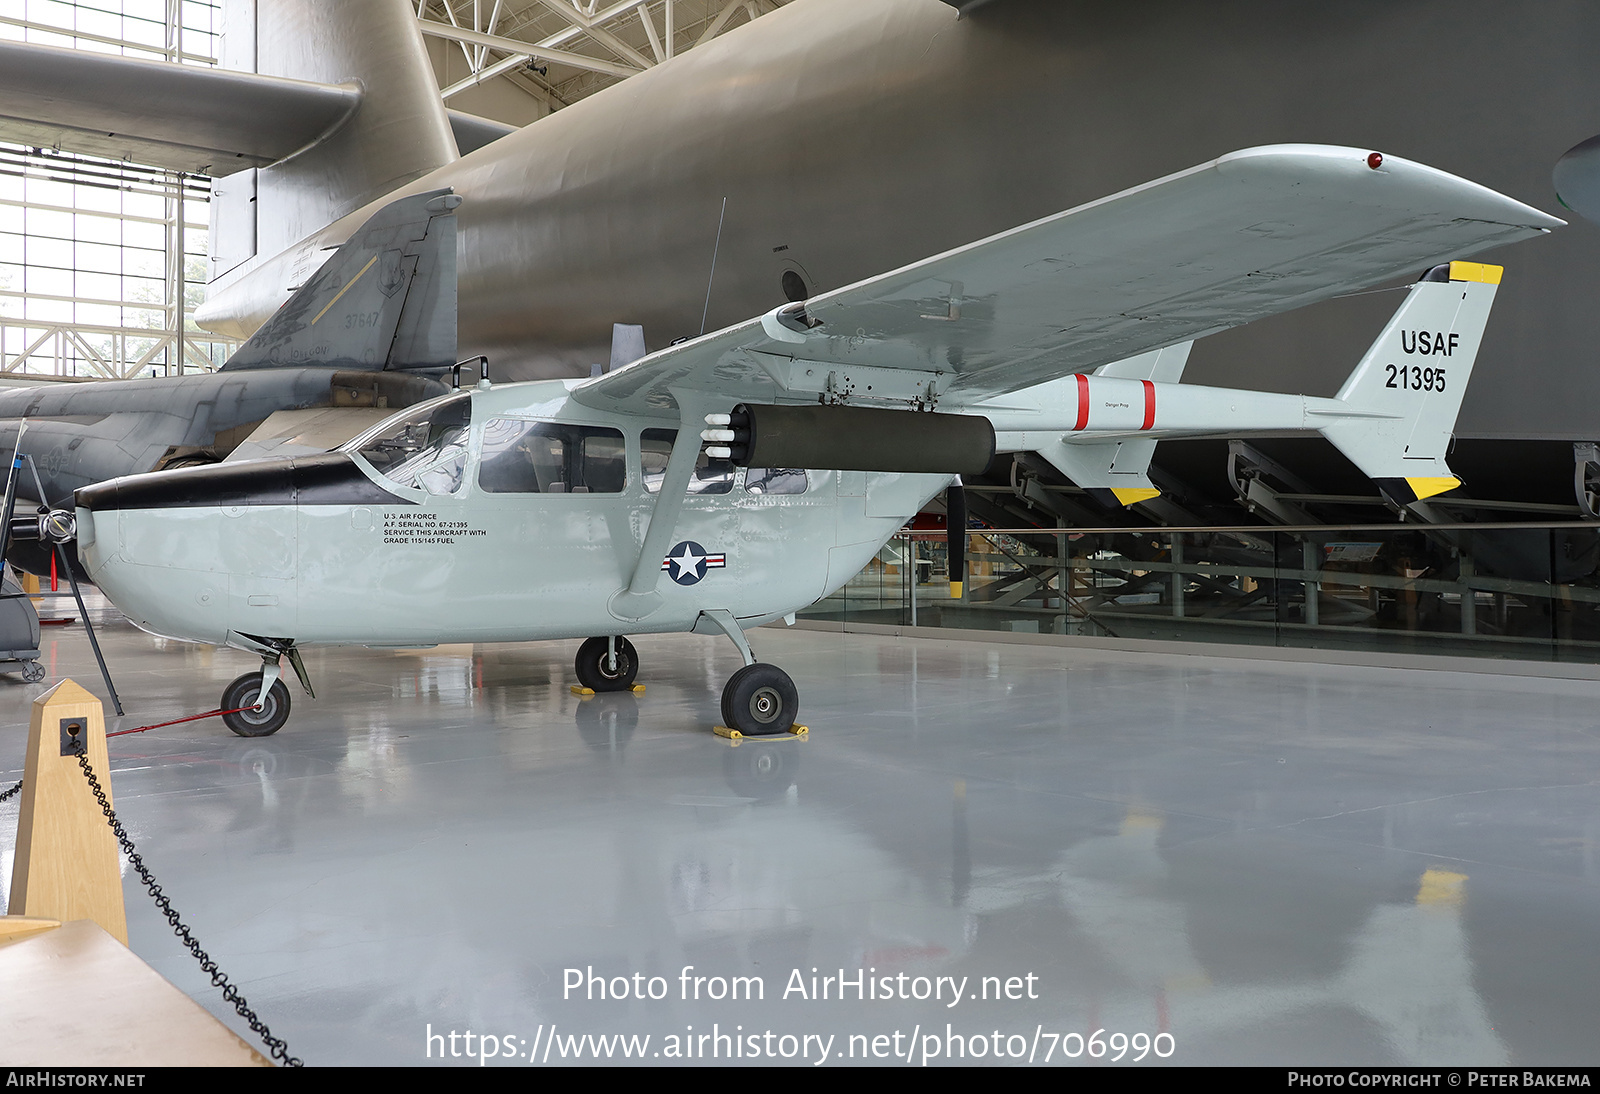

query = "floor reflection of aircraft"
[1038, 813, 1507, 1066]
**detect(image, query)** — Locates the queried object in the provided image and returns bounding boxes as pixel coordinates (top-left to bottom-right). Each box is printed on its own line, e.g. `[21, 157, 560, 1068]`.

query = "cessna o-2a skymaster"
[70, 146, 1557, 737]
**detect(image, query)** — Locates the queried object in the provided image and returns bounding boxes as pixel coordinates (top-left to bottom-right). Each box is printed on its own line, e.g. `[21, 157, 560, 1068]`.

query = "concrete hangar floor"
[2, 602, 1598, 1068]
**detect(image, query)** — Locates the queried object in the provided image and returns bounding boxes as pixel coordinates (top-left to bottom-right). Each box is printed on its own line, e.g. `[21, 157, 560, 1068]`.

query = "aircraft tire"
[220, 673, 292, 737]
[20, 661, 45, 683]
[720, 663, 798, 736]
[575, 636, 639, 692]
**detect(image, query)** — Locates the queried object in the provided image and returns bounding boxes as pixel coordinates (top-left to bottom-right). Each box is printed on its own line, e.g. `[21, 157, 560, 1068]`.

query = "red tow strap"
[107, 707, 255, 738]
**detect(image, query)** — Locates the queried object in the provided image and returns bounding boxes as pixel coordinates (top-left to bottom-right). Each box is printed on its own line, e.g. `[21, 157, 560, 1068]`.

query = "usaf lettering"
[1400, 330, 1459, 355]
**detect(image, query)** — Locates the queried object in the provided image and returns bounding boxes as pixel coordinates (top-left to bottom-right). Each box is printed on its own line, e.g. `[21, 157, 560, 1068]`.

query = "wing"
[0, 38, 357, 175]
[571, 145, 1560, 418]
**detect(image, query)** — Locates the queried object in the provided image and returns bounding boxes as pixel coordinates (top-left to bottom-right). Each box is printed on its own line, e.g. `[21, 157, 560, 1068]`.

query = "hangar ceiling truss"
[416, 0, 793, 110]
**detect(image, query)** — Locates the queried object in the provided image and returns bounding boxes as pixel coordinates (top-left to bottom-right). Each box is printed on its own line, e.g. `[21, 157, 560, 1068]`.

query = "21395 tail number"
[1386, 364, 1446, 392]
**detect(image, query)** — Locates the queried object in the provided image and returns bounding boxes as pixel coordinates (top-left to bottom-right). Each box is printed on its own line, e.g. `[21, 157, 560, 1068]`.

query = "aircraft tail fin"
[1093, 341, 1193, 384]
[1035, 439, 1161, 508]
[219, 190, 460, 372]
[1317, 261, 1500, 503]
[211, 0, 457, 279]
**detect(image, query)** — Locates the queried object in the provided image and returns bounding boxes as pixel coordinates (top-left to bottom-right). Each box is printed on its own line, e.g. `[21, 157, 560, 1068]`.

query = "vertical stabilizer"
[1094, 341, 1193, 384]
[1317, 262, 1500, 503]
[215, 0, 457, 276]
[220, 190, 459, 372]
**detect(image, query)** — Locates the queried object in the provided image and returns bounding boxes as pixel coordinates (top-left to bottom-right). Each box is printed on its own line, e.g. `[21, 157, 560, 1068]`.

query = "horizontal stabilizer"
[223, 408, 400, 463]
[219, 190, 461, 373]
[0, 38, 357, 175]
[1317, 261, 1501, 502]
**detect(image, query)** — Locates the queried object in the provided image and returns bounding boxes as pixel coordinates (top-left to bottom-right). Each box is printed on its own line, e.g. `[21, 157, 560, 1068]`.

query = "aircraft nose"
[75, 459, 298, 513]
[73, 451, 411, 514]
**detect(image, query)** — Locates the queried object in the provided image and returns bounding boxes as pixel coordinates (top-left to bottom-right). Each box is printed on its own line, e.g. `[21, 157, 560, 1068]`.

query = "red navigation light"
[1367, 152, 1384, 170]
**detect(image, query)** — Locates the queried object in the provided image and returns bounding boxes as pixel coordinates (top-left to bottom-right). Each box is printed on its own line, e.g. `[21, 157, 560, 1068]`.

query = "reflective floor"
[2, 607, 1599, 1067]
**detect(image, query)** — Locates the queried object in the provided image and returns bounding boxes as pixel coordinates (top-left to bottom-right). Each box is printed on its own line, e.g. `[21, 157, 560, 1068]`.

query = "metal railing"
[800, 521, 1600, 664]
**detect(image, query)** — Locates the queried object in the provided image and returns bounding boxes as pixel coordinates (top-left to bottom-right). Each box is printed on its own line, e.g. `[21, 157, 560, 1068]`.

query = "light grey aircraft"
[68, 146, 1557, 736]
[0, 191, 460, 575]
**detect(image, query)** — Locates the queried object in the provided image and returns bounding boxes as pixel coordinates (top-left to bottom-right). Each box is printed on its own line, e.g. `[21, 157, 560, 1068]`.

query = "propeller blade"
[946, 481, 967, 598]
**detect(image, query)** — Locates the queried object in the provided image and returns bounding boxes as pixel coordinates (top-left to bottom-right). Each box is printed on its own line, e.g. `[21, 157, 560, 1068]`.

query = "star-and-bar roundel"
[662, 540, 726, 586]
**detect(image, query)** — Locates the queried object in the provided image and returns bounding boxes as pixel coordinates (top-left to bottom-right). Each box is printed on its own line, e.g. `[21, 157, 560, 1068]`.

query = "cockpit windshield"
[344, 393, 471, 495]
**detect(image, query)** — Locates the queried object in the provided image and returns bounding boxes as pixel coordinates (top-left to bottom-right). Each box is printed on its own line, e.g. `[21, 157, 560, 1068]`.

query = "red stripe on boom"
[1141, 380, 1156, 431]
[1074, 374, 1089, 431]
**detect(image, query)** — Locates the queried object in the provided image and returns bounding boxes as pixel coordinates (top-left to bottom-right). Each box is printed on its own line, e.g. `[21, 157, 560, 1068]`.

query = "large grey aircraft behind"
[2, 0, 1596, 438]
[0, 191, 459, 573]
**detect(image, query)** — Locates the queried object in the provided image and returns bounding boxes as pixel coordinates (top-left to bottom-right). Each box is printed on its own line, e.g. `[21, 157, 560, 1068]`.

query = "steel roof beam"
[417, 19, 641, 79]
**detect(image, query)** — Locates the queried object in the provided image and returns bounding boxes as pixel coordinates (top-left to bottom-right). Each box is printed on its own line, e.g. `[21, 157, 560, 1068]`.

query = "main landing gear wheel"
[220, 672, 292, 737]
[720, 663, 799, 736]
[574, 636, 639, 692]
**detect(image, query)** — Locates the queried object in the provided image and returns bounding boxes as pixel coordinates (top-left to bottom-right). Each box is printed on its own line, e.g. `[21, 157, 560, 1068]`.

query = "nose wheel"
[574, 636, 639, 692]
[220, 672, 292, 737]
[720, 663, 799, 736]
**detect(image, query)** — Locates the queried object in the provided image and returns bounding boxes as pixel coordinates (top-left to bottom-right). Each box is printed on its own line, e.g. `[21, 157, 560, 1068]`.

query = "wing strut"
[608, 390, 717, 623]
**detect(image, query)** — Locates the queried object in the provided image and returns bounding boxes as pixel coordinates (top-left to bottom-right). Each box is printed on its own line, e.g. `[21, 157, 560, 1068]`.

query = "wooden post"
[8, 679, 126, 945]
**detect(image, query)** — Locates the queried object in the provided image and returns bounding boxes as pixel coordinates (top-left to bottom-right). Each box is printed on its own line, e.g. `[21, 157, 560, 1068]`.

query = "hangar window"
[479, 419, 626, 494]
[350, 393, 471, 495]
[641, 428, 735, 494]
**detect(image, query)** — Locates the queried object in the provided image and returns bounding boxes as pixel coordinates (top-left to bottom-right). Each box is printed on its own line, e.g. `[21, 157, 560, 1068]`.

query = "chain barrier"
[66, 740, 304, 1067]
[0, 779, 19, 803]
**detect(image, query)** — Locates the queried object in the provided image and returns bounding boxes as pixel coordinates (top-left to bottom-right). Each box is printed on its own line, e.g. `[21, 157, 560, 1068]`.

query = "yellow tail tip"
[1406, 476, 1461, 501]
[1110, 486, 1161, 506]
[1448, 261, 1502, 285]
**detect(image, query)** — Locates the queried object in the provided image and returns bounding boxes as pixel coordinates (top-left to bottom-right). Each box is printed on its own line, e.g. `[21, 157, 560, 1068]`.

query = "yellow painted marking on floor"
[1448, 261, 1503, 285]
[1111, 486, 1161, 506]
[1121, 811, 1163, 834]
[311, 254, 378, 325]
[1406, 476, 1461, 501]
[1416, 867, 1467, 905]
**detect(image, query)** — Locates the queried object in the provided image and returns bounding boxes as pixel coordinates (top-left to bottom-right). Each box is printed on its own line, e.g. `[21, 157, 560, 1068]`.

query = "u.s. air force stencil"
[662, 541, 726, 586]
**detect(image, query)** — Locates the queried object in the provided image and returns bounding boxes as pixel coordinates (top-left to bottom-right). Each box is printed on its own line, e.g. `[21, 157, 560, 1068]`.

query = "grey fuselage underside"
[206, 0, 1600, 441]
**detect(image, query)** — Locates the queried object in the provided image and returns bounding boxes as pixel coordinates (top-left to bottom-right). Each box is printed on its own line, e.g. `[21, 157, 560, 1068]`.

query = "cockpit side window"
[745, 468, 808, 495]
[479, 419, 626, 494]
[641, 428, 735, 494]
[352, 393, 471, 495]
